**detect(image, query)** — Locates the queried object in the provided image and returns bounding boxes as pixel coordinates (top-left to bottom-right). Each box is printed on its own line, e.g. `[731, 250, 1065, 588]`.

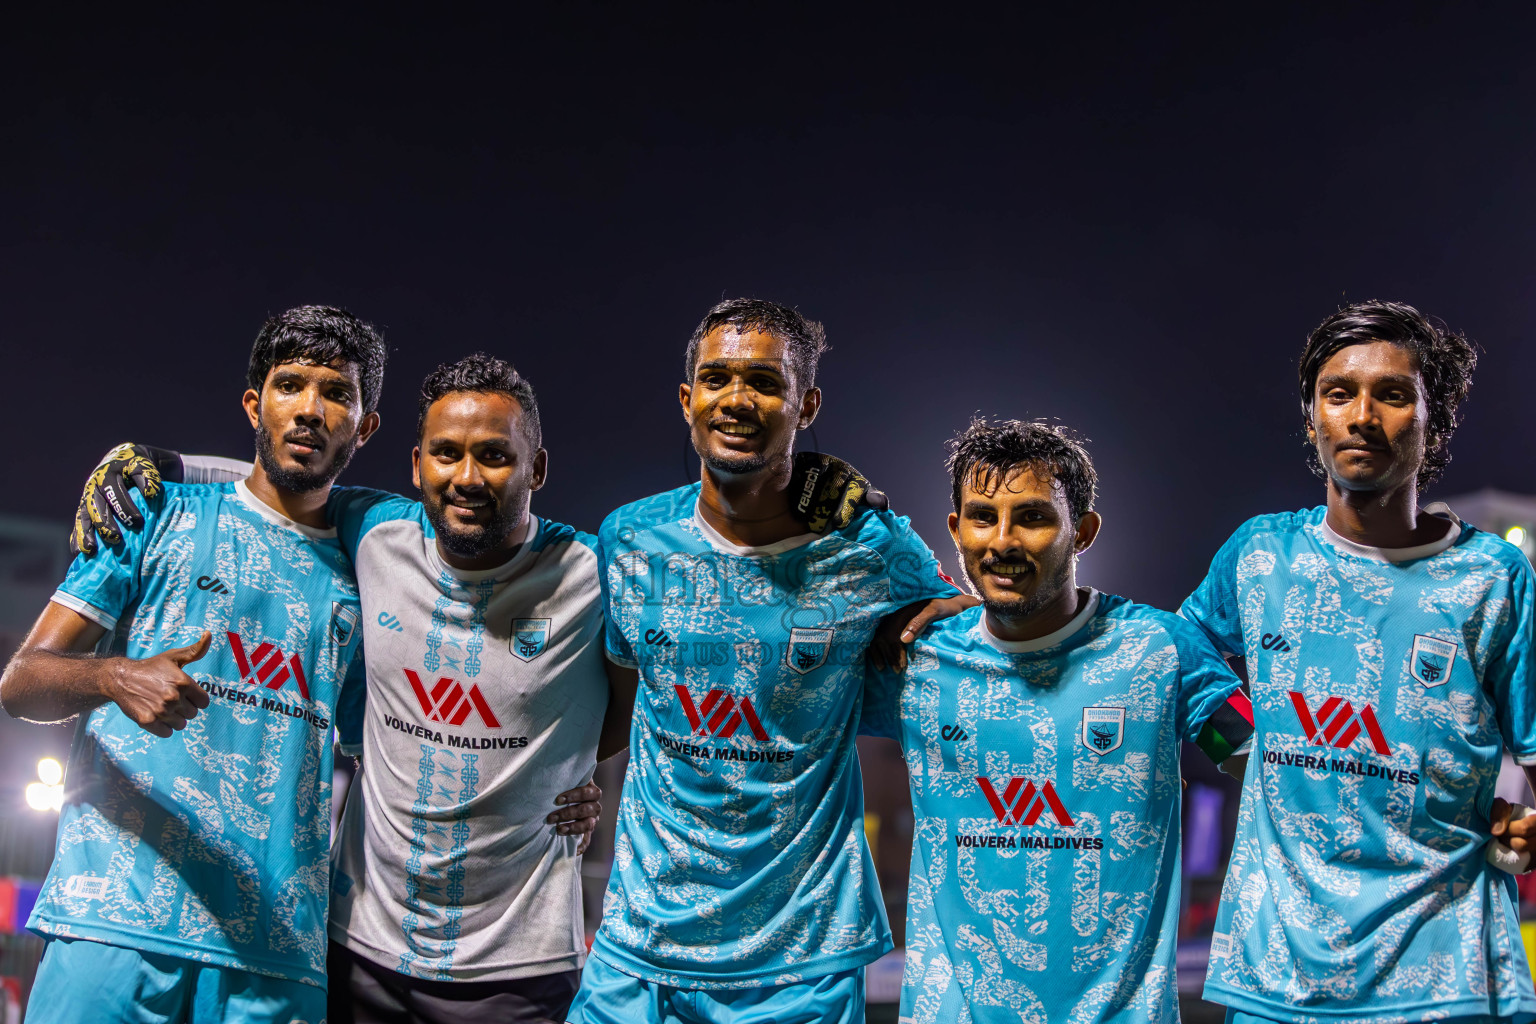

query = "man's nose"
[717, 377, 756, 413]
[1348, 393, 1381, 431]
[294, 386, 325, 426]
[453, 457, 486, 489]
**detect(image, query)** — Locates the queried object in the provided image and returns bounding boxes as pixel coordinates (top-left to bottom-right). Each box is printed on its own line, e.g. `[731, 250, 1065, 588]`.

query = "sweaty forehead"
[699, 326, 790, 367]
[423, 391, 524, 438]
[269, 358, 359, 385]
[966, 463, 1065, 505]
[1319, 340, 1420, 380]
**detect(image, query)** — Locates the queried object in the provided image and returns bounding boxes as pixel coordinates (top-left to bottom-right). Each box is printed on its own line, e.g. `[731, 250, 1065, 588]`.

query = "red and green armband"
[1195, 688, 1254, 763]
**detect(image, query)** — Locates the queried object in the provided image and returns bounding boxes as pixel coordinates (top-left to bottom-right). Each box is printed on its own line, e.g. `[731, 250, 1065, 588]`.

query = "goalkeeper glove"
[788, 451, 889, 534]
[71, 444, 184, 556]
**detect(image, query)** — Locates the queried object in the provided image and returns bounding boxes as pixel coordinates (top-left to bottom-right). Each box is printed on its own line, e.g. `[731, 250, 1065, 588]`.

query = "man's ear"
[797, 386, 822, 430]
[356, 411, 381, 447]
[242, 388, 261, 429]
[530, 448, 549, 492]
[411, 446, 422, 491]
[678, 383, 693, 424]
[1074, 511, 1102, 555]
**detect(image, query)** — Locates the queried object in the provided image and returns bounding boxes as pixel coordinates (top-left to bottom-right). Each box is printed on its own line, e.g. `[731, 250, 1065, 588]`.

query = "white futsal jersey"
[325, 489, 609, 982]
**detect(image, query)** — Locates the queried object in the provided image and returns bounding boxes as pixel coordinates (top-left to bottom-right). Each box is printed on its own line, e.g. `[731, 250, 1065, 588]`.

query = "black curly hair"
[1298, 301, 1477, 489]
[247, 305, 388, 413]
[946, 418, 1097, 519]
[683, 298, 829, 394]
[417, 352, 541, 449]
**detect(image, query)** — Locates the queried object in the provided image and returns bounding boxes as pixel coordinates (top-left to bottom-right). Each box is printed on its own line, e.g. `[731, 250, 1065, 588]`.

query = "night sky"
[5, 5, 1535, 612]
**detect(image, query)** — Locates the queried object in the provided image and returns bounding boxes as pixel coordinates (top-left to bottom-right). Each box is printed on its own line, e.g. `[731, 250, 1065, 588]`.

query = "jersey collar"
[981, 588, 1101, 653]
[1320, 503, 1460, 563]
[426, 515, 540, 583]
[691, 502, 819, 557]
[232, 479, 338, 540]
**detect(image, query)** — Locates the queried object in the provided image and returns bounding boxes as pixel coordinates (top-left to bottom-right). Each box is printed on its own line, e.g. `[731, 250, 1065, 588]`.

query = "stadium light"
[37, 757, 62, 786]
[1506, 525, 1530, 552]
[24, 757, 64, 812]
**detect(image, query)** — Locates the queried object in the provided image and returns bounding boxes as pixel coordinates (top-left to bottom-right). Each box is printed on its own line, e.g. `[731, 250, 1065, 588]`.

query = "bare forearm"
[0, 647, 117, 723]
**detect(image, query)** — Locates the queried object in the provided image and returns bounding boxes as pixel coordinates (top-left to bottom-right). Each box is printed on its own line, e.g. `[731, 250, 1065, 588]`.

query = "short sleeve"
[1179, 527, 1248, 658]
[328, 487, 417, 560]
[858, 663, 904, 740]
[334, 642, 368, 757]
[181, 455, 252, 484]
[1170, 618, 1253, 763]
[52, 495, 159, 631]
[864, 509, 960, 608]
[596, 512, 637, 669]
[1489, 556, 1536, 764]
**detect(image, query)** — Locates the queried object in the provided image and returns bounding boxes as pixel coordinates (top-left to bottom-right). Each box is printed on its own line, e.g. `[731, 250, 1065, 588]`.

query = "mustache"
[284, 428, 326, 448]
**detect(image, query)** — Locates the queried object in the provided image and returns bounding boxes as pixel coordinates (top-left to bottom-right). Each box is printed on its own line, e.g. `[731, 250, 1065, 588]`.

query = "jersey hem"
[589, 932, 892, 990]
[28, 915, 324, 989]
[1202, 982, 1536, 1022]
[330, 925, 586, 982]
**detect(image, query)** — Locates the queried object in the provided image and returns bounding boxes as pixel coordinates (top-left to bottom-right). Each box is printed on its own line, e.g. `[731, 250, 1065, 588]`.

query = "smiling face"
[413, 390, 547, 569]
[948, 463, 1098, 624]
[679, 326, 820, 477]
[1307, 340, 1429, 497]
[243, 359, 375, 493]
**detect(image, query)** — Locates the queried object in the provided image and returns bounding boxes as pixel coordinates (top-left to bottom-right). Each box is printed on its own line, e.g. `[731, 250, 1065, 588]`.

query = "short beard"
[422, 491, 526, 561]
[969, 556, 1074, 627]
[701, 449, 769, 476]
[254, 424, 356, 493]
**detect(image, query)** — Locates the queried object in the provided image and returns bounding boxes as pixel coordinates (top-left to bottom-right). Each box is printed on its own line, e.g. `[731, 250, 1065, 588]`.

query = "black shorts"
[327, 940, 581, 1024]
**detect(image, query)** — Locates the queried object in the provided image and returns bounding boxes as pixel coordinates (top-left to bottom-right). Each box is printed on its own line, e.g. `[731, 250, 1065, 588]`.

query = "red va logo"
[1288, 691, 1391, 756]
[974, 777, 1076, 827]
[674, 686, 770, 741]
[227, 632, 309, 700]
[405, 669, 502, 728]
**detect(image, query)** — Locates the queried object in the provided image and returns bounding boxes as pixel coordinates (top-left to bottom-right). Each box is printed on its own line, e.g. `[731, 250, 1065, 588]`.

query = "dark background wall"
[4, 5, 1535, 611]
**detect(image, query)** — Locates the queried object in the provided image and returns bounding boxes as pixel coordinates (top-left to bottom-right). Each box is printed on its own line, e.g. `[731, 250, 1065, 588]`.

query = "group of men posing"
[3, 296, 1535, 1024]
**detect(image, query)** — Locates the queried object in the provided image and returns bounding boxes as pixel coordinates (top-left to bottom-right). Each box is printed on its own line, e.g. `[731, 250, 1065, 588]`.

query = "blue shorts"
[565, 953, 864, 1024]
[1225, 1010, 1531, 1024]
[25, 937, 326, 1024]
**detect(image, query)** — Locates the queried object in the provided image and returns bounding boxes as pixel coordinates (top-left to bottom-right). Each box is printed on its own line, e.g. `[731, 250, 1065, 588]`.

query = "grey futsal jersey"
[325, 489, 608, 982]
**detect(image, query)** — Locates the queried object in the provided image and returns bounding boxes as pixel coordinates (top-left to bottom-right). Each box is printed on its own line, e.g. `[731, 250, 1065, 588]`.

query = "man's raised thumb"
[169, 631, 212, 666]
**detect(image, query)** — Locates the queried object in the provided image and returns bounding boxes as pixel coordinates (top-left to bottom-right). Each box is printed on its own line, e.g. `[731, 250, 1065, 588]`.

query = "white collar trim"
[1321, 504, 1459, 563]
[232, 480, 337, 539]
[692, 502, 819, 556]
[982, 588, 1101, 653]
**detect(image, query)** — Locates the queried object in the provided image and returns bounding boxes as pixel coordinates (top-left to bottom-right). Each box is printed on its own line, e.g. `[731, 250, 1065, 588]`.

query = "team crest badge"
[510, 618, 552, 662]
[1410, 634, 1458, 688]
[331, 603, 359, 646]
[785, 627, 834, 675]
[1081, 706, 1125, 755]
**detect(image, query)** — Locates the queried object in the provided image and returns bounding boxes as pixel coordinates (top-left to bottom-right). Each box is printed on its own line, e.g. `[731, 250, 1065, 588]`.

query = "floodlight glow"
[1507, 526, 1529, 550]
[25, 782, 61, 812]
[37, 757, 63, 786]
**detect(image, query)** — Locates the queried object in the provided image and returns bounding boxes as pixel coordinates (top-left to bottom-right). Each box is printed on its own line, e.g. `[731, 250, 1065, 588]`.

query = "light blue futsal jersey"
[1181, 506, 1536, 1022]
[591, 483, 957, 988]
[33, 480, 365, 988]
[862, 593, 1246, 1024]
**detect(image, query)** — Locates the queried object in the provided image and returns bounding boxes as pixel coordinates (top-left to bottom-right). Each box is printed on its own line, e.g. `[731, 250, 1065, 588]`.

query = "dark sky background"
[4, 5, 1535, 612]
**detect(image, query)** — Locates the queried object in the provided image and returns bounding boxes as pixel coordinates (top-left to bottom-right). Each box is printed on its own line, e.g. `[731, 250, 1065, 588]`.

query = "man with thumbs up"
[0, 305, 385, 1024]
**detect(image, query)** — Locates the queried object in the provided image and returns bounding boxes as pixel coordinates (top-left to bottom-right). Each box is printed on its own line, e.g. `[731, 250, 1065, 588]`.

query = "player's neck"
[435, 514, 533, 573]
[1324, 480, 1442, 549]
[244, 463, 331, 529]
[986, 582, 1088, 643]
[696, 458, 803, 548]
